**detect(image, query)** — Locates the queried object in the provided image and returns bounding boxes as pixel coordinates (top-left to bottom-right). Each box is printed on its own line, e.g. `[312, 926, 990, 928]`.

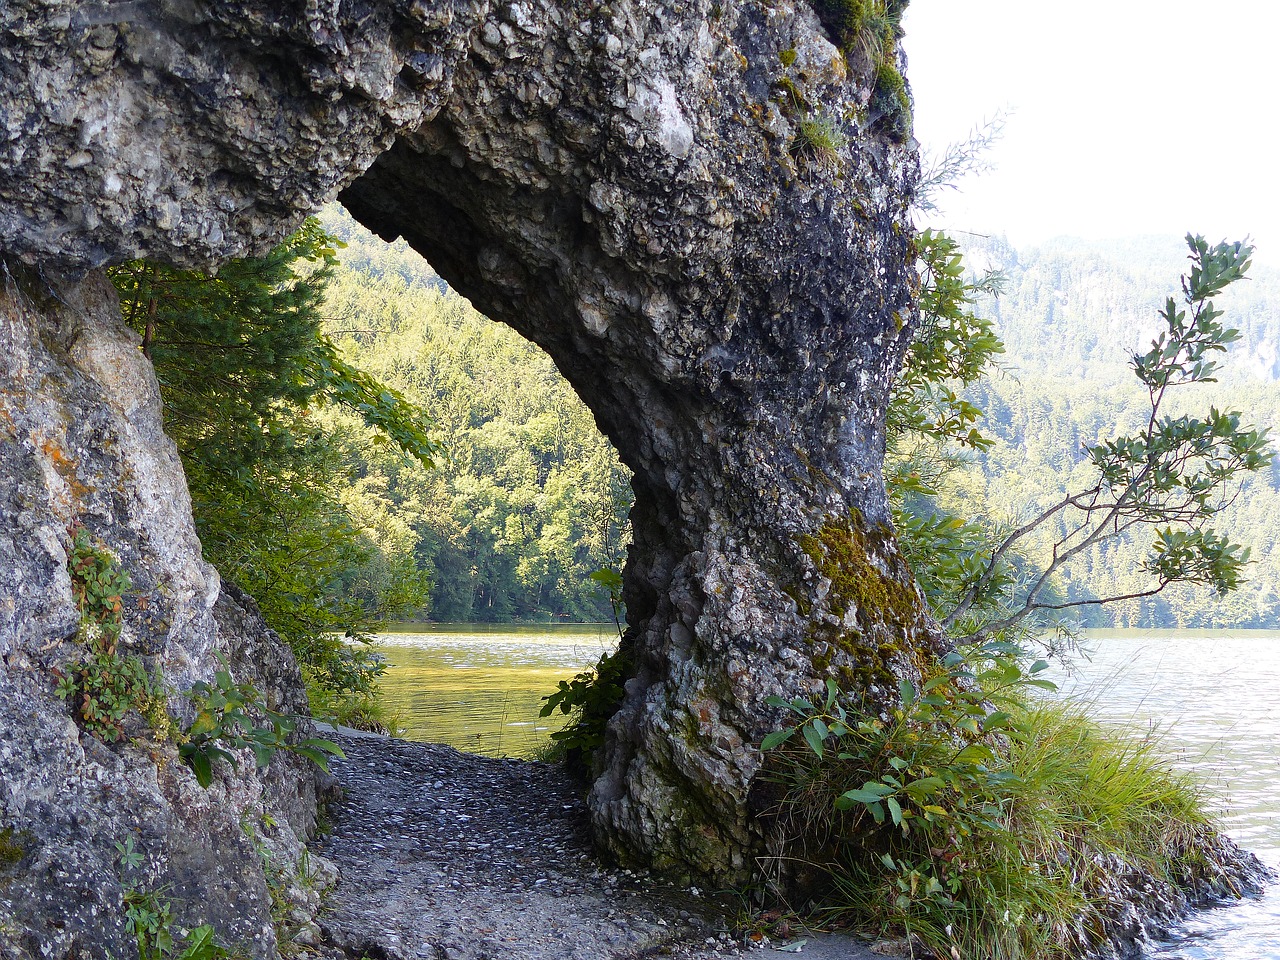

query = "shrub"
[761, 645, 1233, 958]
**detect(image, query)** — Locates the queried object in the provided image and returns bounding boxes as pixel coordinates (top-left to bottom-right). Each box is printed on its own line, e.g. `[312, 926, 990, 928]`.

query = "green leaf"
[801, 723, 825, 760]
[182, 747, 213, 788]
[761, 728, 796, 751]
[886, 796, 903, 827]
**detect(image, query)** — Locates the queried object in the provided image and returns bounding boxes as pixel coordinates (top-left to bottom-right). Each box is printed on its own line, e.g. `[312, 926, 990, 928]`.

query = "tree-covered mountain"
[317, 207, 631, 623]
[955, 234, 1280, 628]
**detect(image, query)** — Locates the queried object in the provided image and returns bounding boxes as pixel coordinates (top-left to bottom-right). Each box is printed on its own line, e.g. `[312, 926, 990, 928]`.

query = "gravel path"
[312, 730, 880, 960]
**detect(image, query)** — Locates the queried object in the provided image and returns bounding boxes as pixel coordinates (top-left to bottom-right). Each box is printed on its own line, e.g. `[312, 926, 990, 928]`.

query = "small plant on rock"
[790, 114, 848, 173]
[56, 527, 171, 743]
[115, 837, 245, 960]
[181, 659, 343, 788]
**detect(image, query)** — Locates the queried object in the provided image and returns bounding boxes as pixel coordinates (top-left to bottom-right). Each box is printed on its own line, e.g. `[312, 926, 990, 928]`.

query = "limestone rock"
[0, 0, 925, 923]
[0, 266, 323, 958]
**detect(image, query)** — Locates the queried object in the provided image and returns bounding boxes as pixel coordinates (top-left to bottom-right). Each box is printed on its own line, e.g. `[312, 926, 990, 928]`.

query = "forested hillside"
[317, 207, 631, 622]
[956, 234, 1280, 627]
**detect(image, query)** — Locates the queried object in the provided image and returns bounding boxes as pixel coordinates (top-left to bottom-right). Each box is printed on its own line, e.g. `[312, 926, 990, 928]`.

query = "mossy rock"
[870, 62, 912, 142]
[798, 510, 923, 691]
[809, 0, 871, 53]
[0, 827, 28, 870]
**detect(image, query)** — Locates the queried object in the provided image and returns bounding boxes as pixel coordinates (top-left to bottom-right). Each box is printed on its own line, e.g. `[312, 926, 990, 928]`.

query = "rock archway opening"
[1, 0, 934, 889]
[332, 13, 932, 870]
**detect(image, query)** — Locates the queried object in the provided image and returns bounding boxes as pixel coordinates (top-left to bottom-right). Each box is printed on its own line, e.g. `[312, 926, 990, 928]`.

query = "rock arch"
[0, 0, 935, 907]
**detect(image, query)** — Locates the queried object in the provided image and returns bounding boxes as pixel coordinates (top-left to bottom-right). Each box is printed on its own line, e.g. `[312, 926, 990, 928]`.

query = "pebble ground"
[312, 730, 879, 960]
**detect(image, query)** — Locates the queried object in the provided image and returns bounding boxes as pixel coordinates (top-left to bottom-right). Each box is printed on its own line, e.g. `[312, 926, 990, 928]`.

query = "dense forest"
[303, 209, 1279, 631]
[955, 234, 1280, 628]
[315, 207, 631, 624]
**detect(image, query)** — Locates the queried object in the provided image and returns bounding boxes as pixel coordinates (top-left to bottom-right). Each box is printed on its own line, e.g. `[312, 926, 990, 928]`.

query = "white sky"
[901, 0, 1280, 264]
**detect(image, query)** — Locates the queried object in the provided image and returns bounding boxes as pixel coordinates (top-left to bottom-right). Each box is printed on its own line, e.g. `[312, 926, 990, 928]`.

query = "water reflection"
[376, 623, 617, 759]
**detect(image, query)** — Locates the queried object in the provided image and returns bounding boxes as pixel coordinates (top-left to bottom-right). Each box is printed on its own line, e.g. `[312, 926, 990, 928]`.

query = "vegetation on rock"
[753, 234, 1273, 953]
[761, 649, 1245, 958]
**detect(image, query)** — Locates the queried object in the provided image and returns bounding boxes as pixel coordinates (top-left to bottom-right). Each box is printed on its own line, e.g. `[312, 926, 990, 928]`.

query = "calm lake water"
[377, 622, 618, 759]
[377, 626, 1280, 957]
[1054, 631, 1280, 958]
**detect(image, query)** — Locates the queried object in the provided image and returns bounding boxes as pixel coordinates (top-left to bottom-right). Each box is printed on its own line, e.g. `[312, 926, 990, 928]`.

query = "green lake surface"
[376, 622, 618, 759]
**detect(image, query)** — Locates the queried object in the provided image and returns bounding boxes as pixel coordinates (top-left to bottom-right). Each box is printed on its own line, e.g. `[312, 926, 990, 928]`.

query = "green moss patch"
[798, 510, 924, 690]
[871, 62, 912, 142]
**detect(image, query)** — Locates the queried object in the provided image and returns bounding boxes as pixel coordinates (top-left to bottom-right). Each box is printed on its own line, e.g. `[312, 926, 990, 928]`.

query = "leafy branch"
[940, 236, 1272, 639]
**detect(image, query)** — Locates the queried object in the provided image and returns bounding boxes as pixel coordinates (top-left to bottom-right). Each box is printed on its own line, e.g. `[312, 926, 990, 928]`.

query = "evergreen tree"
[111, 220, 438, 728]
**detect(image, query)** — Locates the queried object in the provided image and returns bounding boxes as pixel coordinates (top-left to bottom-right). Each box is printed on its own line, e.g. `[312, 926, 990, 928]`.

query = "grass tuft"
[761, 649, 1260, 960]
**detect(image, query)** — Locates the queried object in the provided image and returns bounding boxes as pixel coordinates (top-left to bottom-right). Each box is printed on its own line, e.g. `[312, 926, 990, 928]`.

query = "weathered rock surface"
[0, 266, 324, 958]
[1, 0, 929, 889]
[338, 0, 932, 880]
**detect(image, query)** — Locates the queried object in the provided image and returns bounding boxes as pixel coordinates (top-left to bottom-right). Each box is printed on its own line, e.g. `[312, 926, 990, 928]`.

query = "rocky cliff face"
[0, 266, 325, 956]
[1, 0, 925, 949]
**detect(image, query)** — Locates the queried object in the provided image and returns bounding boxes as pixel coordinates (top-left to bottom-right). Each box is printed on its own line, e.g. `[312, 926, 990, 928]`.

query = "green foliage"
[56, 528, 174, 743]
[761, 650, 1218, 958]
[56, 530, 340, 785]
[870, 62, 911, 141]
[111, 220, 437, 721]
[316, 204, 633, 625]
[59, 647, 165, 744]
[790, 114, 848, 173]
[891, 230, 1004, 451]
[886, 232, 1022, 634]
[942, 236, 1272, 639]
[891, 234, 1273, 639]
[810, 0, 901, 61]
[67, 525, 132, 643]
[180, 661, 343, 788]
[239, 815, 324, 953]
[538, 648, 631, 761]
[115, 839, 243, 960]
[934, 233, 1280, 628]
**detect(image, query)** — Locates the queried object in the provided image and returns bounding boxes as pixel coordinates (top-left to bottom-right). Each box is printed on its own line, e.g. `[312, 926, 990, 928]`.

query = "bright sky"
[901, 0, 1280, 264]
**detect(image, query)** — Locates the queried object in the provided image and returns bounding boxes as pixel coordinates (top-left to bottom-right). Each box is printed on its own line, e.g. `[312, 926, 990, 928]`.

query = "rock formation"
[1, 0, 931, 952]
[0, 265, 324, 956]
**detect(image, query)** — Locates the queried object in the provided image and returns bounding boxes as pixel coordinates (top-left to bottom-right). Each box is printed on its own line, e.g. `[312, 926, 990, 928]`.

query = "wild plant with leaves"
[939, 236, 1272, 640]
[115, 838, 245, 960]
[760, 645, 1225, 958]
[56, 527, 171, 743]
[180, 660, 342, 788]
[887, 234, 1272, 642]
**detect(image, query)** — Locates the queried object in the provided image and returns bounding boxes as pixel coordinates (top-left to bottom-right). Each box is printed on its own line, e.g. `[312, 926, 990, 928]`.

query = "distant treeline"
[318, 207, 630, 623]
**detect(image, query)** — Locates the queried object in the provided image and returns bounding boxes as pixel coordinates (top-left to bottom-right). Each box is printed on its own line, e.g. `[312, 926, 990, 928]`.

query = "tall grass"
[762, 649, 1261, 959]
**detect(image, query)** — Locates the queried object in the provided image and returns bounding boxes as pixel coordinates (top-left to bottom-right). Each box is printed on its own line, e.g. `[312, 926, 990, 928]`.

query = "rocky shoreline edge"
[307, 728, 1269, 960]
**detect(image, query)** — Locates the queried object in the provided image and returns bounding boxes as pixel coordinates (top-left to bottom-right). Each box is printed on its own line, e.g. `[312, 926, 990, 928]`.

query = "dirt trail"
[312, 730, 879, 960]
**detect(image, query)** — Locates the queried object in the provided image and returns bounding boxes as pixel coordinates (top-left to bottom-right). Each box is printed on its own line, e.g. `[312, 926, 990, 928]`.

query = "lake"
[377, 626, 1280, 957]
[376, 622, 618, 758]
